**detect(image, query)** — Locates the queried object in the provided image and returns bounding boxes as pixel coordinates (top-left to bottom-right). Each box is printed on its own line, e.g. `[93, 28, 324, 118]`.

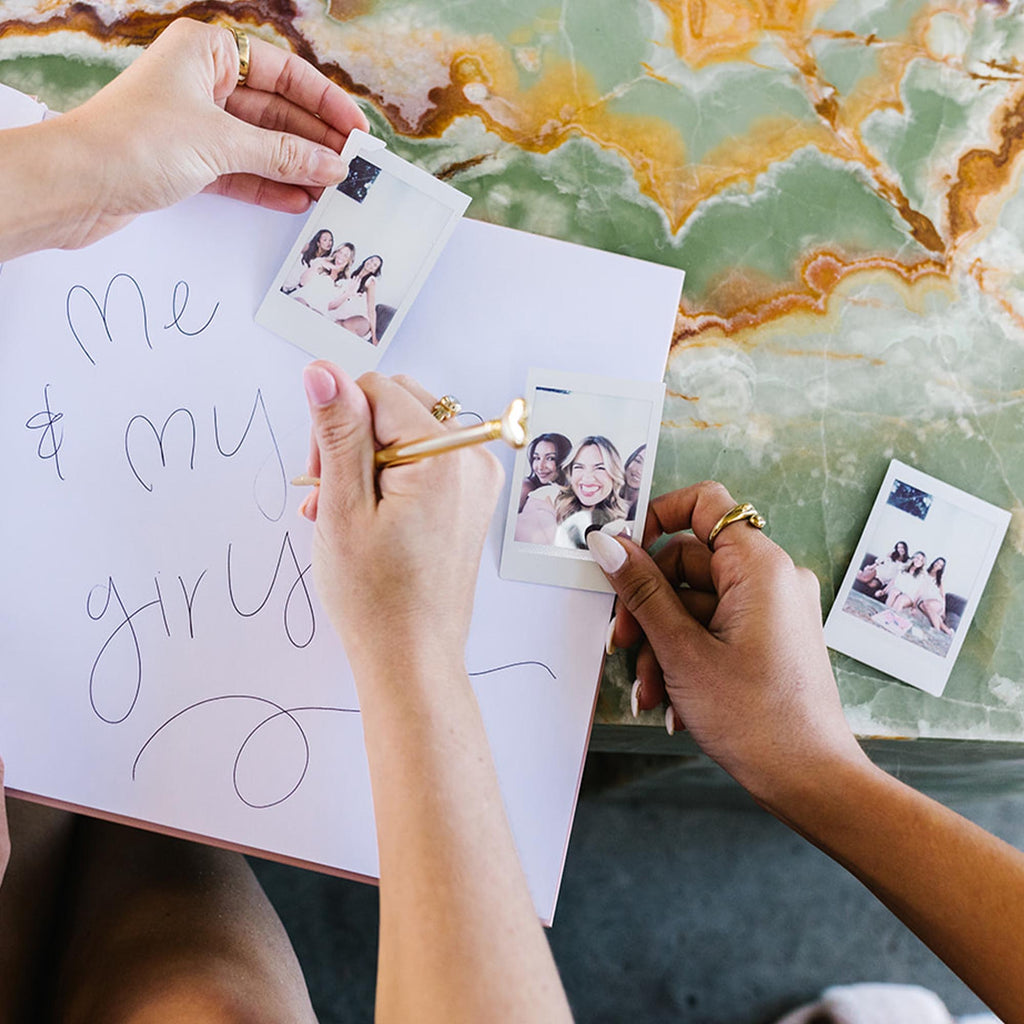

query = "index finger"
[648, 481, 774, 558]
[246, 36, 369, 138]
[358, 372, 446, 448]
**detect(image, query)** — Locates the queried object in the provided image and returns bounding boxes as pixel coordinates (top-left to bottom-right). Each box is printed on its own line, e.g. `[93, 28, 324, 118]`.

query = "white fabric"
[773, 983, 955, 1024]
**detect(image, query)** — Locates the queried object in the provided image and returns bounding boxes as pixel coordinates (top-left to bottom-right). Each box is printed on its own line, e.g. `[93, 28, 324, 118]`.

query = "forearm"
[0, 117, 102, 261]
[356, 653, 572, 1024]
[768, 757, 1024, 1021]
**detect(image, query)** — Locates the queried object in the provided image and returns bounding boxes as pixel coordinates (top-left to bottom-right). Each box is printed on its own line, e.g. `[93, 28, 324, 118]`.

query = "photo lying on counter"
[823, 460, 1010, 696]
[256, 129, 470, 377]
[500, 369, 665, 594]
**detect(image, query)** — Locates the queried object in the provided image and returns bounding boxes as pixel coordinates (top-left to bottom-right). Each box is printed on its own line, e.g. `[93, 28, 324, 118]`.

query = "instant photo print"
[256, 129, 470, 376]
[500, 369, 665, 593]
[823, 460, 1010, 696]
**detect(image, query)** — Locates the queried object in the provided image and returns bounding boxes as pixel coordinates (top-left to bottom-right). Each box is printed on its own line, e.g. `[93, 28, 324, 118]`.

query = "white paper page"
[0, 83, 46, 129]
[0, 195, 681, 922]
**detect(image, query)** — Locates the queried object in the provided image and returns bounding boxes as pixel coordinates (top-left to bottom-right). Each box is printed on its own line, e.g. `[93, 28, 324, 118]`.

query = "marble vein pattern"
[2, 0, 1023, 740]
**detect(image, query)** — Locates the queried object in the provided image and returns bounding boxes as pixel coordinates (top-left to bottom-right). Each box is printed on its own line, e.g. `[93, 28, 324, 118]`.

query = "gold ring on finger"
[706, 502, 767, 551]
[431, 395, 461, 422]
[230, 25, 251, 86]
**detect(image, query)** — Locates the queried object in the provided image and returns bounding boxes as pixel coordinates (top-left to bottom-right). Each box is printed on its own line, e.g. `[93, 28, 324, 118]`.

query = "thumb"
[586, 531, 706, 653]
[220, 113, 349, 187]
[303, 362, 374, 521]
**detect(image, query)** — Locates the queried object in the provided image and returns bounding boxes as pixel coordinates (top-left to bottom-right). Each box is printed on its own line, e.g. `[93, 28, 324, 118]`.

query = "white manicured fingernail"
[664, 706, 675, 736]
[630, 680, 640, 718]
[587, 531, 627, 574]
[605, 618, 617, 656]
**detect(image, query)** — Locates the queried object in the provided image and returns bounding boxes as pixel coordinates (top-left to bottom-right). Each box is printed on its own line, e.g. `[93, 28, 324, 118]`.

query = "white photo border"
[255, 129, 470, 376]
[499, 368, 665, 594]
[823, 459, 1010, 697]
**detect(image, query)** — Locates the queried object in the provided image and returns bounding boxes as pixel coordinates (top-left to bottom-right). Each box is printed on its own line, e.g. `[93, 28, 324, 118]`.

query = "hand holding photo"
[500, 369, 665, 593]
[256, 129, 470, 376]
[823, 460, 1011, 696]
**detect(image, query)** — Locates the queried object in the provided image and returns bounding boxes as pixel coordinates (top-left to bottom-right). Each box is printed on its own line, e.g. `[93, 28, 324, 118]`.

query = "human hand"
[586, 481, 868, 811]
[300, 363, 503, 682]
[57, 17, 367, 248]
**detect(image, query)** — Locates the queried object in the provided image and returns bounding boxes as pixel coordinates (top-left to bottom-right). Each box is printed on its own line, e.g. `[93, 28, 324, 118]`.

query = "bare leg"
[53, 820, 317, 1024]
[337, 315, 370, 339]
[0, 796, 77, 1022]
[856, 566, 877, 584]
[920, 599, 953, 635]
[888, 593, 913, 612]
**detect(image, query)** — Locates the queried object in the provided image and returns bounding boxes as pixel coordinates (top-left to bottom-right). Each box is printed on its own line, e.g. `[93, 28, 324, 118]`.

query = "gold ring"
[230, 25, 251, 87]
[707, 502, 767, 551]
[431, 395, 461, 422]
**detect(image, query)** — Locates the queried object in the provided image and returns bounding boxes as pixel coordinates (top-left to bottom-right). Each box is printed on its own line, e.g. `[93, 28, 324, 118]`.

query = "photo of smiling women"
[502, 370, 665, 593]
[519, 432, 573, 512]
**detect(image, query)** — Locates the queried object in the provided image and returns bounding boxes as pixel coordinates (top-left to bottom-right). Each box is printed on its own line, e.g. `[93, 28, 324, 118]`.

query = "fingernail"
[587, 531, 627, 574]
[664, 706, 675, 736]
[605, 617, 617, 656]
[630, 679, 640, 718]
[304, 364, 338, 407]
[298, 493, 313, 520]
[310, 148, 347, 185]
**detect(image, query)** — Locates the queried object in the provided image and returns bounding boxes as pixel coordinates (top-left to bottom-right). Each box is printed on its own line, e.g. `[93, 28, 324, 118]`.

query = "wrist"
[0, 115, 110, 260]
[755, 746, 885, 840]
[347, 636, 469, 698]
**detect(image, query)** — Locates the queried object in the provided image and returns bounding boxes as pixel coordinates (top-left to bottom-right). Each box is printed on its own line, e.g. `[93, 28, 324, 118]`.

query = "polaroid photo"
[823, 459, 1010, 696]
[500, 369, 665, 594]
[256, 129, 470, 376]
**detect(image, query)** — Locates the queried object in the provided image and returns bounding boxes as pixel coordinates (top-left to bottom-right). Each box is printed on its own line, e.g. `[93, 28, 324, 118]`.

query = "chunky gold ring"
[707, 502, 767, 551]
[230, 25, 251, 87]
[431, 395, 461, 422]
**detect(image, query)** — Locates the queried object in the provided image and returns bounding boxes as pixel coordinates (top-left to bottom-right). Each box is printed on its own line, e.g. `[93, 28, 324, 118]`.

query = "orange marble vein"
[947, 84, 1024, 246]
[651, 0, 828, 69]
[674, 252, 946, 343]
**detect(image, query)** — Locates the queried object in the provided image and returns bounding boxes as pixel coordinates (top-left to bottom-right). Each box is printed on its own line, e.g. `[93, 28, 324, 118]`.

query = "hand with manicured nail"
[591, 482, 1024, 1022]
[301, 363, 503, 677]
[300, 362, 572, 1023]
[586, 480, 867, 807]
[1, 17, 368, 261]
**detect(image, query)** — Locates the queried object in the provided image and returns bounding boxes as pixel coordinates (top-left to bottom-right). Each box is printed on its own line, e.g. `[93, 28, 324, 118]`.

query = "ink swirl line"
[132, 695, 359, 809]
[469, 660, 557, 680]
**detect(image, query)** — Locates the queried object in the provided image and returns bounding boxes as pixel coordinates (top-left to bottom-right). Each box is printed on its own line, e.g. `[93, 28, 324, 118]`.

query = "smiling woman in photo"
[514, 435, 629, 548]
[857, 539, 909, 593]
[881, 550, 927, 610]
[518, 433, 572, 512]
[619, 444, 646, 520]
[916, 556, 954, 635]
[281, 229, 335, 294]
[328, 254, 383, 344]
[293, 243, 356, 313]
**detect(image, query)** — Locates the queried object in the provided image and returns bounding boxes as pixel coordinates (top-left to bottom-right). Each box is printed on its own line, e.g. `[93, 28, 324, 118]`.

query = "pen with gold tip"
[291, 397, 529, 484]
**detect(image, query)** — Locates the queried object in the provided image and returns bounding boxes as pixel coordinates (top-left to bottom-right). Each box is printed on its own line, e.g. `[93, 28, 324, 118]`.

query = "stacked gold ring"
[431, 395, 461, 422]
[707, 502, 767, 551]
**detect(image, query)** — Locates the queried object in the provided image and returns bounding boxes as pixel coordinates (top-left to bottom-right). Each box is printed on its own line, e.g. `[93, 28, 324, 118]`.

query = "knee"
[71, 967, 292, 1024]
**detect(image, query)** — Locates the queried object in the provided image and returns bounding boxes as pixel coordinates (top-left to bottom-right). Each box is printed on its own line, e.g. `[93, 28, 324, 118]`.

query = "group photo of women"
[850, 539, 958, 644]
[514, 432, 646, 550]
[280, 228, 385, 345]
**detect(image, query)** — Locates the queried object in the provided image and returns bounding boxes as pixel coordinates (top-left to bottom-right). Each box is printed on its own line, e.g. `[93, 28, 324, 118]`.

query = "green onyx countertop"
[3, 0, 1023, 745]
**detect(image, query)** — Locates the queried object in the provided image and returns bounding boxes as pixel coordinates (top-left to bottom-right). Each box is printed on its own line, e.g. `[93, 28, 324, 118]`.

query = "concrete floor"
[251, 754, 1022, 1023]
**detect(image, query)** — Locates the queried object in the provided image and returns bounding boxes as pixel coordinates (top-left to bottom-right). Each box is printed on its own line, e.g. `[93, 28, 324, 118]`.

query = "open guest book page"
[0, 86, 683, 923]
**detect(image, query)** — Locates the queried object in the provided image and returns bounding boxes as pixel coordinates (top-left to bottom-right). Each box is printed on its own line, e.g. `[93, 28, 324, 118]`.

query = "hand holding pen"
[299, 362, 510, 674]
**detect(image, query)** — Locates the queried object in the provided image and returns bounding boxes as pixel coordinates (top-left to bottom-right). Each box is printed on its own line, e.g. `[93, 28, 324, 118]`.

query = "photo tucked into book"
[256, 129, 470, 377]
[823, 460, 1010, 696]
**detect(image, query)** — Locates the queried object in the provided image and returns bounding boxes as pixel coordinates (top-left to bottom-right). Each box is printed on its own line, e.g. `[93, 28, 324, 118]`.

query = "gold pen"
[292, 398, 528, 485]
